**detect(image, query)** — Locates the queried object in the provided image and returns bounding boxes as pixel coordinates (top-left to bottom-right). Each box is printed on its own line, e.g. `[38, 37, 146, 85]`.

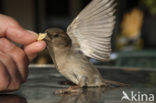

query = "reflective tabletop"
[0, 65, 156, 103]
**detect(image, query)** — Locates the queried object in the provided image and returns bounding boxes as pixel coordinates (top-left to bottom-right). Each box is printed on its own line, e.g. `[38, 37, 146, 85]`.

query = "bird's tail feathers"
[102, 79, 128, 87]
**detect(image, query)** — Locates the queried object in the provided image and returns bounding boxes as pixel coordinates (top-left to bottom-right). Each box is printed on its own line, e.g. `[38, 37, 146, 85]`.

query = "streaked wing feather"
[67, 0, 116, 61]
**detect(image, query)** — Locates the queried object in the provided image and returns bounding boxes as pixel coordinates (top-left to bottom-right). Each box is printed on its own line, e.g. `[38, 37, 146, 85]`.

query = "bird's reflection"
[58, 88, 106, 103]
[0, 94, 27, 103]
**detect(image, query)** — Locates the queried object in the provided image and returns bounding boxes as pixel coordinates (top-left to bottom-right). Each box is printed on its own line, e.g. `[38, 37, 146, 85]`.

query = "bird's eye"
[47, 33, 53, 39]
[53, 34, 59, 38]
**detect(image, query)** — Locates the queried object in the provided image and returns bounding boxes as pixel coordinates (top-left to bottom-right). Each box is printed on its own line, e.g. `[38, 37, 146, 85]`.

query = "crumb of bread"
[37, 33, 47, 40]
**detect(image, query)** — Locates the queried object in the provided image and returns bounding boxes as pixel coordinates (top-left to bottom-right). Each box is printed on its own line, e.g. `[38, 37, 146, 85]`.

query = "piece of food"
[37, 33, 47, 40]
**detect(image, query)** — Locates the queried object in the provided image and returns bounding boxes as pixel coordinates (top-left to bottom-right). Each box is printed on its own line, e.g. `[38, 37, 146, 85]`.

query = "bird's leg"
[55, 86, 82, 95]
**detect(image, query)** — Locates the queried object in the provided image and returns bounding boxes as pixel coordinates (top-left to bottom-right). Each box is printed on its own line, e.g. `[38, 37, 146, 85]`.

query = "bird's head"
[44, 28, 71, 48]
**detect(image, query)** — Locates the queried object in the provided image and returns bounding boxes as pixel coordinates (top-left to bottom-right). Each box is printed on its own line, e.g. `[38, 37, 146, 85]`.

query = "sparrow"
[43, 0, 126, 93]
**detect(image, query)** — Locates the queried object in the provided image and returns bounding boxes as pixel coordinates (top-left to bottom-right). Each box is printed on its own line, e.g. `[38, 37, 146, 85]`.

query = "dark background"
[0, 0, 155, 49]
[0, 0, 156, 67]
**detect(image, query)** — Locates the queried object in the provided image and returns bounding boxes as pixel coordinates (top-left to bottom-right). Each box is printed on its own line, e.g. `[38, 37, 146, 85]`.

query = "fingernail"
[26, 30, 38, 38]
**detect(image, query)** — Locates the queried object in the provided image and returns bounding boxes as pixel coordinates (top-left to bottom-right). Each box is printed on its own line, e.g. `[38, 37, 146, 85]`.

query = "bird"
[43, 0, 126, 94]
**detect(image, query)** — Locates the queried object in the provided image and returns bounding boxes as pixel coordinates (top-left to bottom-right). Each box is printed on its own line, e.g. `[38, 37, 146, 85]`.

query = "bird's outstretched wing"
[67, 0, 116, 61]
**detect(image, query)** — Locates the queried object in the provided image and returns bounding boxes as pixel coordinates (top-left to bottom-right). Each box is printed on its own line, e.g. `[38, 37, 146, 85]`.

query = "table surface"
[0, 65, 156, 103]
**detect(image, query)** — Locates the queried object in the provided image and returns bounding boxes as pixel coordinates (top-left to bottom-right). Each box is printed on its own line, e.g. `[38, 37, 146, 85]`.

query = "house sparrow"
[41, 0, 126, 94]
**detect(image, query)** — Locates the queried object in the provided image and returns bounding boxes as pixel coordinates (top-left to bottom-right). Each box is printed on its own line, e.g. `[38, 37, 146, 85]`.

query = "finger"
[6, 27, 37, 45]
[0, 38, 28, 81]
[24, 40, 46, 62]
[0, 61, 10, 91]
[0, 52, 22, 91]
[0, 14, 37, 45]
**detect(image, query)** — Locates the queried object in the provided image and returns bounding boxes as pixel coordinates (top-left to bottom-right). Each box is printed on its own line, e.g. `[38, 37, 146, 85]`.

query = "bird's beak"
[44, 32, 54, 43]
[44, 35, 51, 41]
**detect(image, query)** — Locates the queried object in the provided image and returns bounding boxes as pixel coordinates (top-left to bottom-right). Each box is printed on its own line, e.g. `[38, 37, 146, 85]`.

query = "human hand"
[0, 14, 46, 92]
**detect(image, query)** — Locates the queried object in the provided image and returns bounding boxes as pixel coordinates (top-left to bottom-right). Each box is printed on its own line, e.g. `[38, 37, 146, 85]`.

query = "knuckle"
[12, 81, 21, 90]
[0, 81, 9, 90]
[0, 14, 18, 27]
[14, 49, 26, 61]
[7, 17, 20, 28]
[0, 75, 10, 91]
[19, 50, 25, 60]
[2, 54, 12, 64]
[14, 49, 29, 68]
[13, 49, 29, 81]
[0, 63, 10, 91]
[0, 38, 15, 51]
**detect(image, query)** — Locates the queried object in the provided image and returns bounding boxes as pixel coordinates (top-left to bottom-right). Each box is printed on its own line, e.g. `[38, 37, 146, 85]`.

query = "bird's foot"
[55, 86, 82, 95]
